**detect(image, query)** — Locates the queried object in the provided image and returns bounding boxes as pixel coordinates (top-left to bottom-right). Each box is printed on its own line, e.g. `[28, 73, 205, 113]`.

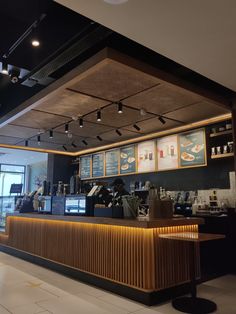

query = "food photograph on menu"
[137, 140, 156, 173]
[157, 135, 178, 170]
[179, 128, 206, 167]
[120, 145, 136, 174]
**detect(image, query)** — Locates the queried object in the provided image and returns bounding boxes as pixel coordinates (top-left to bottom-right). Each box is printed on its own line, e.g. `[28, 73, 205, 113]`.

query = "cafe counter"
[0, 213, 204, 305]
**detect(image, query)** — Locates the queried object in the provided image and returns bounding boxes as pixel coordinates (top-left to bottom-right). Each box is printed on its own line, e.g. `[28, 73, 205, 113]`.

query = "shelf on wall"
[209, 130, 232, 137]
[211, 153, 234, 159]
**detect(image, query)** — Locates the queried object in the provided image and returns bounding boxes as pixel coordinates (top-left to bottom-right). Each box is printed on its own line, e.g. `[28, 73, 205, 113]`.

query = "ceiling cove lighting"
[25, 140, 28, 147]
[118, 102, 123, 114]
[65, 123, 69, 133]
[97, 110, 101, 122]
[1, 60, 8, 75]
[49, 130, 53, 139]
[97, 135, 103, 141]
[71, 142, 77, 148]
[116, 129, 122, 136]
[37, 135, 41, 145]
[62, 145, 68, 151]
[133, 124, 141, 131]
[79, 118, 83, 128]
[159, 116, 166, 125]
[82, 140, 88, 146]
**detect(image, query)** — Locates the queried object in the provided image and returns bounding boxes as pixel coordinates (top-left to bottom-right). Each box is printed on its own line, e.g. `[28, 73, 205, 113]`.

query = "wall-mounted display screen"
[65, 196, 86, 215]
[179, 128, 206, 167]
[157, 135, 178, 170]
[137, 140, 156, 173]
[120, 145, 136, 174]
[105, 150, 119, 176]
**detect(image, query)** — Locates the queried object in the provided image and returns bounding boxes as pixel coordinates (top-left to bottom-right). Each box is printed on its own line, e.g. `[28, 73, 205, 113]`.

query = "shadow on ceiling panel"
[36, 90, 109, 118]
[123, 83, 203, 115]
[126, 117, 181, 134]
[0, 125, 38, 138]
[165, 101, 229, 123]
[12, 110, 69, 130]
[55, 120, 114, 137]
[85, 105, 153, 128]
[0, 135, 21, 145]
[69, 59, 161, 102]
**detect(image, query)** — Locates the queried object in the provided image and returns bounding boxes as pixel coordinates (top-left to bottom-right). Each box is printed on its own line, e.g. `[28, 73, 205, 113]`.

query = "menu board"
[179, 129, 206, 167]
[137, 140, 156, 173]
[157, 135, 178, 170]
[92, 153, 104, 177]
[120, 145, 136, 174]
[80, 156, 91, 178]
[105, 149, 119, 176]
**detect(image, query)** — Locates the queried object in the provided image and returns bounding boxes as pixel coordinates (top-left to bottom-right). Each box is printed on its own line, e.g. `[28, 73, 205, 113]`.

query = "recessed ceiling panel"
[165, 101, 229, 123]
[0, 125, 38, 139]
[69, 59, 161, 101]
[36, 90, 109, 118]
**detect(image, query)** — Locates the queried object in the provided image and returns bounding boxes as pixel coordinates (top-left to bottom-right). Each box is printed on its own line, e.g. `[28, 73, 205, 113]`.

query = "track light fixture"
[133, 124, 141, 131]
[159, 116, 166, 125]
[65, 123, 69, 133]
[25, 140, 28, 147]
[71, 142, 77, 148]
[97, 110, 101, 122]
[79, 118, 83, 128]
[1, 60, 8, 75]
[82, 140, 88, 146]
[62, 145, 68, 151]
[118, 102, 123, 114]
[97, 135, 103, 141]
[49, 130, 53, 139]
[37, 135, 41, 145]
[116, 129, 122, 136]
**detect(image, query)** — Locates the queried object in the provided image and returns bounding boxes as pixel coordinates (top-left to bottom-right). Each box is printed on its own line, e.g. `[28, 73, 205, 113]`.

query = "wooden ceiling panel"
[69, 60, 161, 102]
[36, 89, 109, 118]
[100, 129, 140, 142]
[0, 125, 38, 139]
[85, 105, 153, 128]
[165, 101, 229, 123]
[0, 135, 21, 145]
[123, 83, 203, 115]
[12, 111, 69, 130]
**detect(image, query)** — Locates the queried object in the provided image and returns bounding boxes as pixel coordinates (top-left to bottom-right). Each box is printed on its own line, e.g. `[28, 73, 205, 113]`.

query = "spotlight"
[65, 123, 69, 133]
[10, 68, 20, 83]
[31, 39, 40, 47]
[49, 130, 53, 138]
[62, 145, 68, 151]
[97, 110, 101, 122]
[82, 140, 88, 146]
[118, 102, 123, 114]
[133, 124, 141, 131]
[25, 140, 28, 147]
[97, 135, 103, 141]
[159, 116, 166, 125]
[79, 118, 83, 128]
[71, 142, 77, 148]
[116, 129, 122, 136]
[37, 135, 41, 145]
[1, 60, 8, 75]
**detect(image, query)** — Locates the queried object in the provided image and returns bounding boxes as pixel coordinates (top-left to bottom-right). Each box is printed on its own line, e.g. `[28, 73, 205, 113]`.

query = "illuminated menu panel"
[157, 135, 178, 170]
[137, 140, 156, 173]
[105, 150, 119, 176]
[80, 156, 91, 179]
[120, 145, 136, 174]
[92, 153, 104, 177]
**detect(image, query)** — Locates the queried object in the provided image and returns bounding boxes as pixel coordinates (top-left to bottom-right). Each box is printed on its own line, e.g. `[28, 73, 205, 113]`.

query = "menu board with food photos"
[157, 135, 178, 170]
[80, 156, 92, 179]
[92, 153, 104, 177]
[120, 145, 136, 174]
[137, 140, 156, 173]
[105, 149, 119, 176]
[179, 128, 206, 167]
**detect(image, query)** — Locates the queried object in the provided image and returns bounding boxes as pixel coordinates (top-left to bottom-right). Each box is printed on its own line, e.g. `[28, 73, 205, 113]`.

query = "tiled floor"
[0, 252, 235, 314]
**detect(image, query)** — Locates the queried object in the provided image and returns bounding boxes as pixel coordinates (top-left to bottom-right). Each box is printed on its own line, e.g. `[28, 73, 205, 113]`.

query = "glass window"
[1, 164, 25, 173]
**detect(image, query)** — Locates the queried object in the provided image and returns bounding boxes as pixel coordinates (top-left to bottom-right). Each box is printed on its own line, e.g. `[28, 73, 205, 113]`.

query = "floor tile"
[98, 293, 144, 312]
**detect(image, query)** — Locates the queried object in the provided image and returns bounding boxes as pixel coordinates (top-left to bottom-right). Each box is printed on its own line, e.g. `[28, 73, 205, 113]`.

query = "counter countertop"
[6, 213, 204, 229]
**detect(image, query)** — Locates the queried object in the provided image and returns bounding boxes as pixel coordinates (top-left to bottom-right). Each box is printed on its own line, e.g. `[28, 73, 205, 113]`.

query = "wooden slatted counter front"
[0, 214, 204, 305]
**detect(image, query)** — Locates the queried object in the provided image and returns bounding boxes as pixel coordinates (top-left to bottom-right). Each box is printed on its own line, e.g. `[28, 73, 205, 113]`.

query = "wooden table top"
[159, 232, 225, 242]
[6, 213, 204, 229]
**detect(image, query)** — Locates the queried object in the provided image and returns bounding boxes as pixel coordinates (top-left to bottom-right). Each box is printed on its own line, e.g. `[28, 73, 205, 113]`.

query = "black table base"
[172, 296, 217, 314]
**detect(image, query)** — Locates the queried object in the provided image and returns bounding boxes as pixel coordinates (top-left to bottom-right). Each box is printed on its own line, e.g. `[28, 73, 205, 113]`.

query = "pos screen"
[65, 196, 86, 215]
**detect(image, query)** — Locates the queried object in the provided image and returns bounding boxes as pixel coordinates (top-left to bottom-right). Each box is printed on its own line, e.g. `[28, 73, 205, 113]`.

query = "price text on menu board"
[80, 156, 91, 178]
[179, 129, 206, 167]
[92, 153, 104, 177]
[105, 150, 119, 176]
